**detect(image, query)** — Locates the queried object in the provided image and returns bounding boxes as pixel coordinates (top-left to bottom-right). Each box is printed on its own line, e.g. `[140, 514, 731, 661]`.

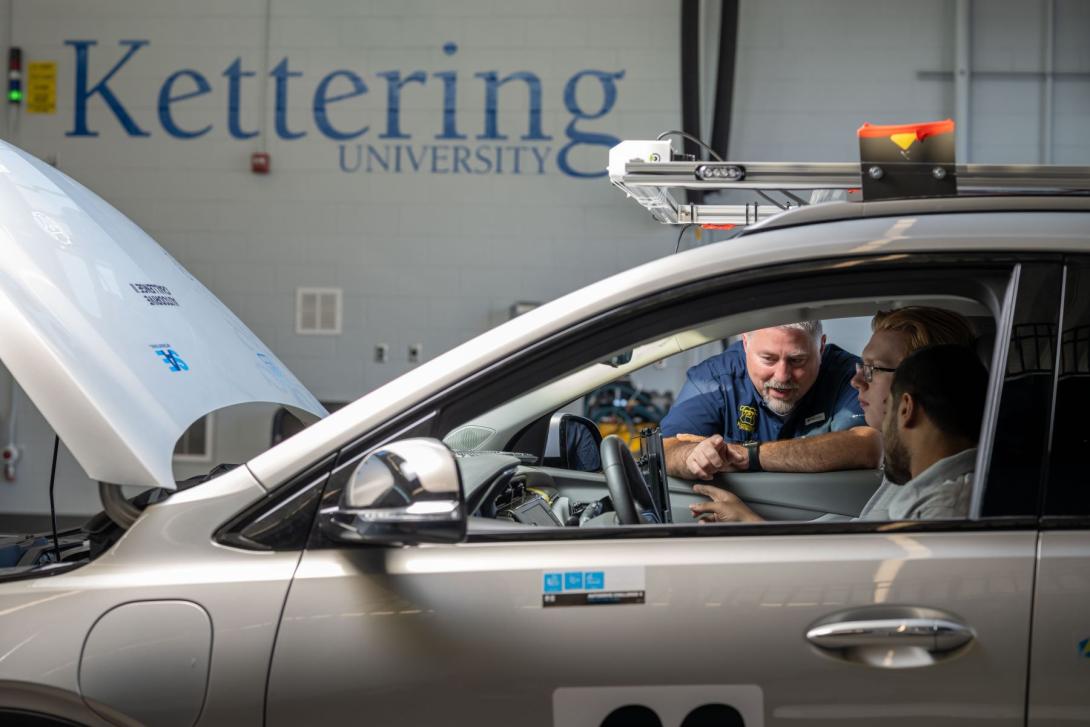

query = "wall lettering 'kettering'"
[64, 40, 624, 178]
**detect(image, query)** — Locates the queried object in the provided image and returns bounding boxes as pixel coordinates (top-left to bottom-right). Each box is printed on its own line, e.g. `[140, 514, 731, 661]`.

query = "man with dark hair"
[859, 343, 988, 519]
[690, 344, 989, 522]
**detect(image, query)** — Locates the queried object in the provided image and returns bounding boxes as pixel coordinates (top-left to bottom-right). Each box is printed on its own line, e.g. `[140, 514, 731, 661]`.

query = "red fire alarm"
[250, 152, 270, 174]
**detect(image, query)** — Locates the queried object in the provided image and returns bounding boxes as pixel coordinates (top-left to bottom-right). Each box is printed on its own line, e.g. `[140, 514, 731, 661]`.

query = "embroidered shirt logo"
[737, 405, 758, 433]
[804, 412, 826, 426]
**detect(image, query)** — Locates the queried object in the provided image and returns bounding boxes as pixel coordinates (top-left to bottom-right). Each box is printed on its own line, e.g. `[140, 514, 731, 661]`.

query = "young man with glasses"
[851, 307, 977, 432]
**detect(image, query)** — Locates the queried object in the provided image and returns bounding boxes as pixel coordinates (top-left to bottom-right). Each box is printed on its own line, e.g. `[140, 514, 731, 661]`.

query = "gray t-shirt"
[857, 448, 977, 521]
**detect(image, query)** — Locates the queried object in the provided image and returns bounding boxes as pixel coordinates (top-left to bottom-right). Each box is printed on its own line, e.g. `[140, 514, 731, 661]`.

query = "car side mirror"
[543, 413, 603, 472]
[325, 438, 466, 545]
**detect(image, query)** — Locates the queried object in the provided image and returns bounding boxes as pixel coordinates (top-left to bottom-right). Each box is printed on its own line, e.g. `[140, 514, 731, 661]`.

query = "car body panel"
[268, 531, 1036, 726]
[0, 466, 296, 726]
[80, 600, 212, 727]
[1027, 530, 1090, 725]
[0, 141, 324, 490]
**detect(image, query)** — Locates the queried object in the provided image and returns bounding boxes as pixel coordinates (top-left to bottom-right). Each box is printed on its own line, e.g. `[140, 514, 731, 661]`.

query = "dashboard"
[457, 452, 614, 529]
[455, 449, 886, 530]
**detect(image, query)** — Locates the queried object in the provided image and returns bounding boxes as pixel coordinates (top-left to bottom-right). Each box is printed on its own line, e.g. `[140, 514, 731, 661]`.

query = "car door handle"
[806, 617, 974, 653]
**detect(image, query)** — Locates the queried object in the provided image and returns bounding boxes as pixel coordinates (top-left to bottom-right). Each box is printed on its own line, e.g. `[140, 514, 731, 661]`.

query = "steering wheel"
[600, 435, 658, 525]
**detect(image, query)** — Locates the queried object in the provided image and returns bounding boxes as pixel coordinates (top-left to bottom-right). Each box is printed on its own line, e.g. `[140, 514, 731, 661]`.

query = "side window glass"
[981, 263, 1063, 518]
[1046, 262, 1090, 517]
[439, 268, 1005, 532]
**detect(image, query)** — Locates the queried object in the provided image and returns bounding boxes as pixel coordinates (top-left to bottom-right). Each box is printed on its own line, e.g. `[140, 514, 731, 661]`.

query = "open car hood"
[0, 141, 326, 491]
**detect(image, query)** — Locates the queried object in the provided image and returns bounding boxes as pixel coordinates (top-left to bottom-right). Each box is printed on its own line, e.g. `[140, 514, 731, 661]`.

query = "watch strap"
[746, 440, 762, 472]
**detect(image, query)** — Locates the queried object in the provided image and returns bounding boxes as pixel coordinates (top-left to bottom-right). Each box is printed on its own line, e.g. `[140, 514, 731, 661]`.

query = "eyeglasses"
[854, 361, 897, 383]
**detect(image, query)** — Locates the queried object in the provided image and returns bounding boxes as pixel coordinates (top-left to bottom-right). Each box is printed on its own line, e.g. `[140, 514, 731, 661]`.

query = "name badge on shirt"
[804, 413, 826, 426]
[737, 405, 758, 433]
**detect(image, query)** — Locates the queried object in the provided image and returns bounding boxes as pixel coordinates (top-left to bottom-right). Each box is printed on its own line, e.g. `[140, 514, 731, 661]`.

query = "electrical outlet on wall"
[374, 344, 388, 363]
[408, 343, 422, 364]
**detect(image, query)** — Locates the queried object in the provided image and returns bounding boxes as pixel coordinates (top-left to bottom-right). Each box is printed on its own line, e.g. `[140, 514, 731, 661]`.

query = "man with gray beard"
[662, 321, 870, 479]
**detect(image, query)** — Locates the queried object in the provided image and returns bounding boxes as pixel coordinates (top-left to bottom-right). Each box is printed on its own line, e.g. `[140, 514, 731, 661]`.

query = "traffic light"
[8, 47, 23, 104]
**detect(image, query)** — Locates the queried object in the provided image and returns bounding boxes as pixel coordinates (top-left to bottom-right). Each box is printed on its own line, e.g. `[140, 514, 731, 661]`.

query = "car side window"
[1044, 261, 1090, 518]
[979, 263, 1063, 518]
[430, 257, 1015, 536]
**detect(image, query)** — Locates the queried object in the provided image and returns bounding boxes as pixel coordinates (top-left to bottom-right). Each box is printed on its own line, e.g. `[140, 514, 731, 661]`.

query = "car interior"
[447, 293, 999, 532]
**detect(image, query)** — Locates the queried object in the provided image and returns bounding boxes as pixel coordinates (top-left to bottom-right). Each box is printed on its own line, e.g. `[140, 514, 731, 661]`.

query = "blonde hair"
[871, 307, 976, 353]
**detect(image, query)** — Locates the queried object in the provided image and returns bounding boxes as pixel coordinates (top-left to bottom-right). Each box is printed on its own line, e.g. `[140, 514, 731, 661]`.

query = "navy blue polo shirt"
[661, 342, 865, 443]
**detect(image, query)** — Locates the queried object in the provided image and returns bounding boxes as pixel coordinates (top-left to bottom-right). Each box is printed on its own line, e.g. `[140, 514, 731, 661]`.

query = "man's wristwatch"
[743, 440, 762, 472]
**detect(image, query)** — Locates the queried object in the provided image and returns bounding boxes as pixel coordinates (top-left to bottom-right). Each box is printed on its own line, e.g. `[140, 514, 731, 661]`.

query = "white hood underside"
[0, 141, 326, 491]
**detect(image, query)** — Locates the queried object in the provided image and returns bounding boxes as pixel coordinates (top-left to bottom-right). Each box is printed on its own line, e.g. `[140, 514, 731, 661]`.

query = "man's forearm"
[756, 427, 881, 473]
[663, 437, 696, 478]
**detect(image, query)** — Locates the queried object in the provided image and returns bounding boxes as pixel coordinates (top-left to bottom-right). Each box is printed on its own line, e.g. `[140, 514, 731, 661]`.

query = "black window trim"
[976, 261, 1065, 519]
[1040, 262, 1067, 518]
[1038, 256, 1090, 527]
[1039, 515, 1090, 530]
[969, 262, 1022, 519]
[465, 516, 1040, 544]
[214, 453, 337, 551]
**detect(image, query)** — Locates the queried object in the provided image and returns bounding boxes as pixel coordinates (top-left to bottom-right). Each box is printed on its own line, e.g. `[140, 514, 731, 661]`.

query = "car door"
[1027, 260, 1090, 726]
[265, 256, 1056, 727]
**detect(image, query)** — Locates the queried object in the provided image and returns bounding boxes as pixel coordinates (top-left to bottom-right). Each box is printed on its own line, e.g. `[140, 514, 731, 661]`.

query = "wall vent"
[296, 287, 342, 335]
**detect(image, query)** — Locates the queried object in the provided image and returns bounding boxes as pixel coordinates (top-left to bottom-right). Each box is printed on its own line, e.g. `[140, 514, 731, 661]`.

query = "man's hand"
[673, 433, 748, 480]
[690, 484, 764, 523]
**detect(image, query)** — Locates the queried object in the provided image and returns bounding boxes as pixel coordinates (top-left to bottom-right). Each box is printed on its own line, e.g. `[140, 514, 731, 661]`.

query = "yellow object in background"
[27, 62, 57, 114]
[596, 422, 643, 453]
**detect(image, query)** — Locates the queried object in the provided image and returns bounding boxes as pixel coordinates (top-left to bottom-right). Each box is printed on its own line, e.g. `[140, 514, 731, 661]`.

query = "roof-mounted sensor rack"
[610, 119, 1090, 226]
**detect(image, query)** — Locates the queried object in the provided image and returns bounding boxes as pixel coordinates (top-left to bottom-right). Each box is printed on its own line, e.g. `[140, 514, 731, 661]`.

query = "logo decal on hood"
[151, 344, 188, 372]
